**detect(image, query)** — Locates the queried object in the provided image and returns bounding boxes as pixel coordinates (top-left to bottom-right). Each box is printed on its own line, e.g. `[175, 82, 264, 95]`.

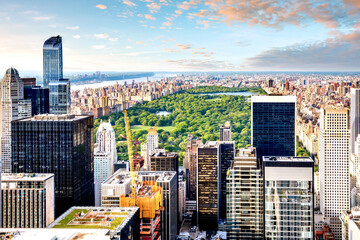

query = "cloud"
[110, 51, 161, 57]
[126, 46, 133, 49]
[246, 29, 360, 71]
[175, 10, 183, 15]
[145, 14, 156, 20]
[147, 2, 161, 13]
[109, 38, 118, 42]
[73, 35, 81, 39]
[96, 4, 107, 10]
[178, 0, 200, 10]
[92, 45, 106, 49]
[176, 44, 192, 50]
[94, 33, 109, 39]
[123, 0, 136, 7]
[167, 59, 237, 70]
[32, 16, 51, 21]
[163, 21, 173, 27]
[235, 41, 251, 47]
[199, 0, 357, 29]
[197, 20, 210, 29]
[48, 24, 57, 28]
[136, 41, 145, 44]
[66, 26, 80, 30]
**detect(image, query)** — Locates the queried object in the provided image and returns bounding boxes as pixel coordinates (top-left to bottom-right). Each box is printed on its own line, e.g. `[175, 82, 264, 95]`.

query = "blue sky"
[0, 0, 360, 73]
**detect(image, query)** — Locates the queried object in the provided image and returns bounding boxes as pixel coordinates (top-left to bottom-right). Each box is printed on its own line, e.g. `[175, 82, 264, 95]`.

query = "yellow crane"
[123, 110, 138, 197]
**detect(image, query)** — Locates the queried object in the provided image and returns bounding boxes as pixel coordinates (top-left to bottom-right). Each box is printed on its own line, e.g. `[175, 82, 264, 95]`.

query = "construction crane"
[123, 110, 138, 196]
[120, 135, 140, 159]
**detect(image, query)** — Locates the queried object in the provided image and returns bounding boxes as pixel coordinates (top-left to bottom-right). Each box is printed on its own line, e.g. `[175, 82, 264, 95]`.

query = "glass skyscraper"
[43, 36, 63, 87]
[251, 96, 296, 167]
[263, 156, 314, 240]
[49, 79, 70, 114]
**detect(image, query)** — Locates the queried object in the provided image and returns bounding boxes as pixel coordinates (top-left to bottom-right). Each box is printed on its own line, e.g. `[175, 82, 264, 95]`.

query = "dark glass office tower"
[11, 114, 94, 217]
[218, 142, 234, 221]
[251, 96, 296, 167]
[43, 36, 63, 87]
[24, 86, 50, 116]
[49, 78, 70, 114]
[197, 143, 218, 231]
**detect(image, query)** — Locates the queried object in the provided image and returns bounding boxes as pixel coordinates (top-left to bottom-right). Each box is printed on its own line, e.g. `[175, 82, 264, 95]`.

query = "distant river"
[195, 92, 257, 96]
[71, 73, 178, 90]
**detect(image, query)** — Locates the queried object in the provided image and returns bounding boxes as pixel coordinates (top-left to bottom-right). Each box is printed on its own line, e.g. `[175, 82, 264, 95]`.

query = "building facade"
[351, 88, 360, 154]
[319, 107, 350, 239]
[220, 121, 231, 141]
[11, 114, 94, 217]
[24, 86, 50, 116]
[226, 147, 263, 239]
[2, 173, 55, 228]
[94, 151, 112, 206]
[43, 36, 63, 87]
[96, 120, 117, 165]
[184, 134, 202, 200]
[49, 79, 70, 114]
[263, 156, 314, 240]
[251, 95, 296, 167]
[1, 68, 31, 174]
[150, 152, 179, 172]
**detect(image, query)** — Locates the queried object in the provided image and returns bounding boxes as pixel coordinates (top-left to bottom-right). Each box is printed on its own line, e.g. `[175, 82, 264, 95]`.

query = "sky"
[0, 0, 360, 73]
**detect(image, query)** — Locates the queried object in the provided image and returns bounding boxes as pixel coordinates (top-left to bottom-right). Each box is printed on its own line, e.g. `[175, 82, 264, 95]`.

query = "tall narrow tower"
[350, 88, 360, 154]
[220, 121, 231, 141]
[319, 107, 350, 239]
[96, 120, 117, 165]
[43, 36, 63, 87]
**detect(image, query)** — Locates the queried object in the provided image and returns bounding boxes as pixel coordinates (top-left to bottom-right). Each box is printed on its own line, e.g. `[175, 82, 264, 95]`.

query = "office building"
[24, 86, 50, 116]
[96, 120, 117, 165]
[11, 114, 94, 216]
[197, 142, 218, 231]
[1, 68, 31, 174]
[43, 35, 63, 87]
[102, 171, 178, 240]
[218, 141, 235, 221]
[2, 173, 54, 228]
[340, 209, 360, 240]
[320, 107, 350, 239]
[49, 79, 70, 114]
[94, 151, 112, 206]
[220, 121, 231, 141]
[351, 88, 360, 154]
[178, 168, 187, 222]
[263, 156, 314, 239]
[150, 152, 179, 172]
[146, 127, 158, 170]
[226, 147, 263, 239]
[21, 78, 36, 87]
[184, 134, 202, 200]
[251, 95, 296, 167]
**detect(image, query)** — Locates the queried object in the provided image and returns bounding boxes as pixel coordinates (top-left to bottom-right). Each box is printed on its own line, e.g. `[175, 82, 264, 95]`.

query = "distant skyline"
[1, 0, 360, 73]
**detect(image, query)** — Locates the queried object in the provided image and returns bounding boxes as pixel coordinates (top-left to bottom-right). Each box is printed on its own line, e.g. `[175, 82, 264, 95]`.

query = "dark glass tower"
[43, 36, 63, 87]
[11, 114, 94, 217]
[24, 86, 50, 116]
[251, 96, 296, 168]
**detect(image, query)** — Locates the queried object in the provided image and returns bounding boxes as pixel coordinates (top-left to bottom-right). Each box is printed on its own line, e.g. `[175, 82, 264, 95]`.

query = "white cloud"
[66, 26, 80, 30]
[126, 46, 133, 49]
[94, 33, 109, 39]
[123, 0, 136, 7]
[32, 16, 51, 21]
[92, 45, 106, 49]
[96, 4, 107, 10]
[109, 38, 118, 42]
[73, 35, 81, 39]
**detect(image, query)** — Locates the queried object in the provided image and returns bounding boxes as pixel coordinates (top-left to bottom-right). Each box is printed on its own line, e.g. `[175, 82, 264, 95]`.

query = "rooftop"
[263, 156, 313, 162]
[104, 170, 177, 186]
[5, 67, 19, 76]
[151, 151, 178, 158]
[43, 35, 62, 48]
[15, 114, 90, 122]
[252, 95, 296, 103]
[2, 173, 54, 182]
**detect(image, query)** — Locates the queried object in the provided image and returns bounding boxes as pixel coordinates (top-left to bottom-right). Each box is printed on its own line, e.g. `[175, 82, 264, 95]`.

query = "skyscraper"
[263, 156, 314, 240]
[24, 86, 50, 116]
[197, 142, 218, 231]
[184, 134, 202, 200]
[226, 147, 263, 239]
[219, 121, 231, 141]
[351, 88, 360, 154]
[146, 127, 159, 170]
[43, 36, 63, 87]
[319, 107, 350, 239]
[150, 152, 179, 172]
[1, 68, 31, 174]
[11, 114, 94, 217]
[49, 79, 70, 114]
[94, 151, 112, 206]
[2, 173, 55, 228]
[251, 95, 296, 167]
[96, 120, 117, 165]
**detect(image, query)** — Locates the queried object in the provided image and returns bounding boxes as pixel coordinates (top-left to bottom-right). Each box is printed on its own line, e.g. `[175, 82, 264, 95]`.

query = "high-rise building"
[268, 79, 274, 88]
[43, 36, 63, 87]
[184, 134, 202, 200]
[351, 88, 360, 154]
[251, 95, 296, 167]
[2, 173, 55, 228]
[146, 127, 159, 170]
[102, 171, 178, 240]
[319, 107, 350, 239]
[24, 86, 50, 116]
[94, 151, 112, 206]
[263, 156, 314, 239]
[1, 68, 31, 174]
[49, 79, 70, 114]
[197, 142, 218, 231]
[219, 121, 231, 141]
[218, 141, 234, 221]
[21, 78, 36, 87]
[150, 152, 179, 172]
[226, 147, 263, 239]
[96, 120, 117, 165]
[11, 114, 94, 217]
